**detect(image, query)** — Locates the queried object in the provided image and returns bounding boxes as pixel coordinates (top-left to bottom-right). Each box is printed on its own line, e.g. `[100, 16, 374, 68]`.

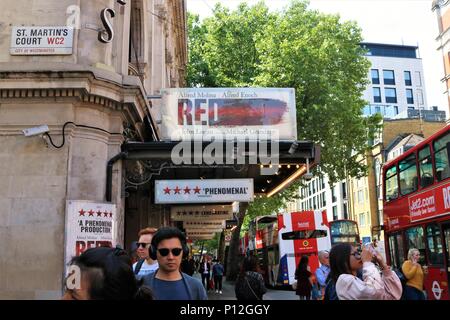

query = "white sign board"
[171, 205, 234, 221]
[160, 88, 297, 141]
[64, 201, 117, 271]
[185, 228, 223, 234]
[186, 231, 216, 239]
[183, 221, 225, 229]
[156, 179, 254, 204]
[10, 26, 74, 55]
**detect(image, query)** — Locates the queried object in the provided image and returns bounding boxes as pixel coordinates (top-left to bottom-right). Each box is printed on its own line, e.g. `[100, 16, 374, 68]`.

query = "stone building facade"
[0, 0, 187, 299]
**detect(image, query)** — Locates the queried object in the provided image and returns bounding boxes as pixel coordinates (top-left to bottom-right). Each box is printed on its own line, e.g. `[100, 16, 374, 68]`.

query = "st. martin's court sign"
[10, 26, 74, 55]
[155, 179, 254, 204]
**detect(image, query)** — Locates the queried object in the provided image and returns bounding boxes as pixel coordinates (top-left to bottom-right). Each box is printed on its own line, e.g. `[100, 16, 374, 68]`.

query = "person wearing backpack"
[133, 227, 159, 280]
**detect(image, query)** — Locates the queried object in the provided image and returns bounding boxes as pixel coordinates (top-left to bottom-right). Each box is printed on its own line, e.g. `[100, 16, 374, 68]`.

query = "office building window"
[394, 106, 399, 115]
[373, 87, 382, 103]
[383, 70, 395, 85]
[332, 206, 338, 221]
[404, 71, 412, 86]
[342, 182, 347, 199]
[371, 69, 380, 84]
[331, 185, 337, 202]
[415, 71, 422, 86]
[406, 89, 414, 104]
[343, 203, 348, 219]
[385, 88, 397, 103]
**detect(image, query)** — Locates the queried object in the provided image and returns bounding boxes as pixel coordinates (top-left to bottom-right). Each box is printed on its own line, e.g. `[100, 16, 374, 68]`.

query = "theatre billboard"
[155, 179, 254, 204]
[159, 88, 297, 141]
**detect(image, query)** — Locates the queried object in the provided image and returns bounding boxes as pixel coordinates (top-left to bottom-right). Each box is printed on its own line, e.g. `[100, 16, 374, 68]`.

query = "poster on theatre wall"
[64, 200, 117, 271]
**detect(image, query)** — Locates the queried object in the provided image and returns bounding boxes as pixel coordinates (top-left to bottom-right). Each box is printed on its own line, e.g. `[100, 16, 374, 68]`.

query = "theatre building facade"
[0, 0, 187, 299]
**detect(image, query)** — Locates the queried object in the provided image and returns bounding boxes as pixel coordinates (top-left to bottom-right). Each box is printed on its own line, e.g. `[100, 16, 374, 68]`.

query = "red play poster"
[64, 200, 117, 272]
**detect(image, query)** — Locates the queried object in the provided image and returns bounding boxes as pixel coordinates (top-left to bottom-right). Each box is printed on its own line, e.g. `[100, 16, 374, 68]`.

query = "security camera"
[22, 125, 49, 137]
[302, 172, 314, 181]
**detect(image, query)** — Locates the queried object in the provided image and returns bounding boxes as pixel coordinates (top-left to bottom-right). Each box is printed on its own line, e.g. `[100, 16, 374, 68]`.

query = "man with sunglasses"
[133, 227, 159, 279]
[142, 227, 207, 300]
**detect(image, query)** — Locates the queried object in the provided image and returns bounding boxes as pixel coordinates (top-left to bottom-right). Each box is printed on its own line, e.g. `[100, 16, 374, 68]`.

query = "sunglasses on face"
[137, 242, 150, 249]
[157, 248, 183, 257]
[350, 250, 361, 259]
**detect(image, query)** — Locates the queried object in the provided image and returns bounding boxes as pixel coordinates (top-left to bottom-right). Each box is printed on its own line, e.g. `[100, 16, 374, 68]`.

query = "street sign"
[156, 179, 254, 203]
[10, 26, 74, 55]
[225, 219, 238, 229]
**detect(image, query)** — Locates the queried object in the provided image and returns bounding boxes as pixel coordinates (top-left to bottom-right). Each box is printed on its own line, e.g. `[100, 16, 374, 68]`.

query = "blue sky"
[187, 0, 447, 112]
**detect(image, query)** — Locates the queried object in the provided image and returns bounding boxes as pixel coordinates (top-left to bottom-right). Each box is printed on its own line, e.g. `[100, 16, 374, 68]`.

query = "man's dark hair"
[69, 247, 152, 300]
[151, 226, 187, 248]
[328, 243, 353, 284]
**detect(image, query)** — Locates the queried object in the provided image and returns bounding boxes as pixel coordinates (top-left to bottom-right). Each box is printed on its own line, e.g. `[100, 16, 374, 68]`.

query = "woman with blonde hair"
[401, 248, 426, 300]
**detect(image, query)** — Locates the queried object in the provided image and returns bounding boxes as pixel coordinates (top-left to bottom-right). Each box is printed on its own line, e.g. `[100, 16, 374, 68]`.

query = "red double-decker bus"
[383, 124, 450, 300]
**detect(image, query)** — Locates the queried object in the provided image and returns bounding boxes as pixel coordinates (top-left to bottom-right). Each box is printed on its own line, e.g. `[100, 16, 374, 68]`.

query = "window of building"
[343, 203, 348, 219]
[419, 146, 433, 188]
[426, 224, 444, 265]
[358, 190, 364, 203]
[385, 165, 398, 201]
[342, 182, 347, 199]
[406, 89, 414, 104]
[332, 206, 338, 221]
[434, 132, 450, 181]
[404, 71, 412, 86]
[399, 153, 418, 196]
[331, 185, 337, 203]
[415, 71, 422, 86]
[405, 226, 426, 265]
[394, 106, 399, 115]
[371, 69, 380, 84]
[359, 213, 366, 227]
[375, 105, 381, 114]
[383, 70, 395, 85]
[385, 88, 397, 103]
[373, 87, 382, 103]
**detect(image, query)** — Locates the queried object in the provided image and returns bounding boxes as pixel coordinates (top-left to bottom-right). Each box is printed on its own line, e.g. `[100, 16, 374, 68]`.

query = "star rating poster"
[155, 179, 254, 204]
[64, 200, 117, 270]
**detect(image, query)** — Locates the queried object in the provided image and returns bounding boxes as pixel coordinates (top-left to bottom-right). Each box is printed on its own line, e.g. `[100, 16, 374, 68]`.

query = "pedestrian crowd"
[63, 226, 426, 301]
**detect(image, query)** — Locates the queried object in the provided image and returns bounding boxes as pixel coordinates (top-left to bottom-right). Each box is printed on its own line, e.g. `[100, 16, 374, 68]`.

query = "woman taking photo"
[329, 243, 402, 300]
[401, 248, 426, 300]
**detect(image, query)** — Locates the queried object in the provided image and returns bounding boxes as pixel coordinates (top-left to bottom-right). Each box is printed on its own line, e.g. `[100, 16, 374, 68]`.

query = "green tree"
[187, 0, 381, 280]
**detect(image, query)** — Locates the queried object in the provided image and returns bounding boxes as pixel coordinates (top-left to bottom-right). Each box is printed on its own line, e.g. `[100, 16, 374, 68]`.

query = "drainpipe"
[106, 151, 128, 202]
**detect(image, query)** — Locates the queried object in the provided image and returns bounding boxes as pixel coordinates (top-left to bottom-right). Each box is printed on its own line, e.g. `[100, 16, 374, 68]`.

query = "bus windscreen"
[281, 229, 328, 240]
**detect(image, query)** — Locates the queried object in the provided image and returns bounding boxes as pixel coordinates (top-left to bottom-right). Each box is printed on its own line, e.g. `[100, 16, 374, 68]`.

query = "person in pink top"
[329, 243, 402, 300]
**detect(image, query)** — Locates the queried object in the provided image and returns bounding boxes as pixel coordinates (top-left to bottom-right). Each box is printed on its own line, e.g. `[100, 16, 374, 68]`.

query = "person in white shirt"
[329, 243, 402, 300]
[133, 227, 159, 279]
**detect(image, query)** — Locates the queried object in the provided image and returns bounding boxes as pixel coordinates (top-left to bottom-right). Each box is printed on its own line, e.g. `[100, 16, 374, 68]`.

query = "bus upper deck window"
[418, 146, 433, 188]
[399, 154, 418, 196]
[385, 166, 398, 201]
[433, 133, 450, 181]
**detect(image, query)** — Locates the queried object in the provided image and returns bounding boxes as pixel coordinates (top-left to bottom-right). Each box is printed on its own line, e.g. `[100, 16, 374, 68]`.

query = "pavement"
[193, 272, 298, 300]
